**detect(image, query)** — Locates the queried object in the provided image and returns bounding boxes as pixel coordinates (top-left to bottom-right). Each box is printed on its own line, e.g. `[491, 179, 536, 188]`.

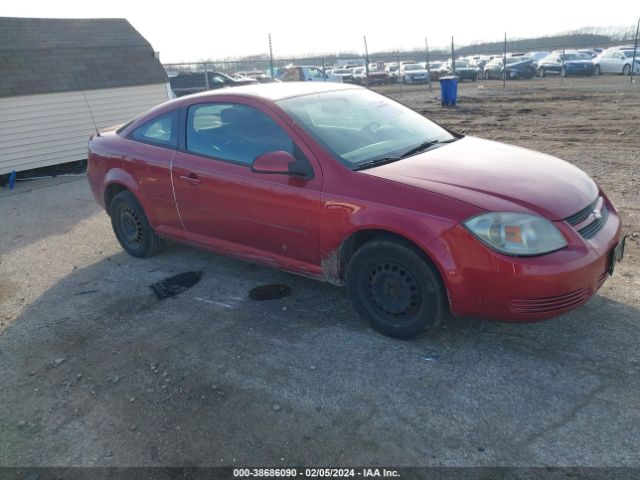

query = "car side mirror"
[251, 151, 313, 179]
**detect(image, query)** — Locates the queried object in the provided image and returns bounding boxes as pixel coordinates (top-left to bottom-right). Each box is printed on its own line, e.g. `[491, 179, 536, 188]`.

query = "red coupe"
[87, 82, 625, 338]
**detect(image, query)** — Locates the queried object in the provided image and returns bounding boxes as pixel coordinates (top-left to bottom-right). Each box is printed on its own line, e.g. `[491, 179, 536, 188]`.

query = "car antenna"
[82, 90, 100, 137]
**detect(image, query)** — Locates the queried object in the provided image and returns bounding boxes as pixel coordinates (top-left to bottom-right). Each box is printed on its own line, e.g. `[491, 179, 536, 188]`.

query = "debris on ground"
[248, 284, 291, 300]
[150, 271, 203, 300]
[419, 354, 440, 363]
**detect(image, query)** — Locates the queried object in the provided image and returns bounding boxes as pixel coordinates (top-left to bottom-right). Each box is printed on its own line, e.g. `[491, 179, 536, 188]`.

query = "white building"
[0, 17, 171, 175]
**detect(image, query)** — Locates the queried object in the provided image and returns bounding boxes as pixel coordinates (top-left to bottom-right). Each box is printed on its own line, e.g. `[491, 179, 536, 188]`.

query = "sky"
[3, 0, 638, 62]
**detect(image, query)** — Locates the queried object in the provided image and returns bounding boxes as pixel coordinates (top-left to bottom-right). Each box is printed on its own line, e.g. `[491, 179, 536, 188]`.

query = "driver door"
[171, 100, 323, 268]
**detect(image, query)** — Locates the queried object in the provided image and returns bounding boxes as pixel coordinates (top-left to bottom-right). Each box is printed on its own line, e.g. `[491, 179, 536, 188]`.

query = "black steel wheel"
[109, 190, 166, 258]
[346, 237, 446, 339]
[623, 64, 631, 75]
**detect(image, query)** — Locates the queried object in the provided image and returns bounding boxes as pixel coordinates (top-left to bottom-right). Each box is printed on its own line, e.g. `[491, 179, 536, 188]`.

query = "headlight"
[463, 213, 567, 256]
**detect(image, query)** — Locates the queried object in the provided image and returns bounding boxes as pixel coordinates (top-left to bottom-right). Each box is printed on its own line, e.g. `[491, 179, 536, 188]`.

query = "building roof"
[0, 17, 168, 98]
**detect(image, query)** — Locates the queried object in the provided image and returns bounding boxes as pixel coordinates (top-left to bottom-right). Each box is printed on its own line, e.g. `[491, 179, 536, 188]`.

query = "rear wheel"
[485, 71, 490, 80]
[346, 237, 446, 339]
[560, 67, 567, 77]
[110, 190, 166, 258]
[623, 64, 631, 75]
[539, 67, 545, 77]
[595, 64, 601, 75]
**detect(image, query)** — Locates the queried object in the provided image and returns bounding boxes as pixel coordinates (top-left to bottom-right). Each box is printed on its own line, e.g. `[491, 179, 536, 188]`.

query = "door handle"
[179, 173, 201, 186]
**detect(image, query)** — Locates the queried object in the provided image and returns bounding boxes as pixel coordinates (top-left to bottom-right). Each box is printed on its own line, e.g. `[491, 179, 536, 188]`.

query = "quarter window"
[186, 103, 297, 165]
[130, 110, 178, 148]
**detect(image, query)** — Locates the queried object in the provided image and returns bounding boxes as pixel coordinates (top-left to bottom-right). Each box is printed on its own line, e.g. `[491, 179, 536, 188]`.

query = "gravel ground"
[0, 76, 639, 468]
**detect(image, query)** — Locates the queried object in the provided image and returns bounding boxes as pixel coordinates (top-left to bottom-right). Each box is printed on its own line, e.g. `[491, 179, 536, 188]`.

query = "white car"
[594, 49, 640, 75]
[400, 63, 430, 84]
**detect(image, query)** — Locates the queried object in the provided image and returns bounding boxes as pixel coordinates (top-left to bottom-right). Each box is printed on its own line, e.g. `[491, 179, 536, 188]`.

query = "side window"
[186, 103, 297, 166]
[130, 110, 178, 148]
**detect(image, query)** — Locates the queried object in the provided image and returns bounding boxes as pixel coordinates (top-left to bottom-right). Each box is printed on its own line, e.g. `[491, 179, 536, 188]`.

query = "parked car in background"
[271, 66, 342, 83]
[441, 60, 478, 81]
[367, 66, 392, 85]
[352, 67, 367, 85]
[577, 49, 599, 59]
[386, 63, 400, 83]
[537, 52, 595, 77]
[593, 48, 640, 75]
[469, 56, 492, 72]
[169, 71, 258, 97]
[88, 82, 624, 339]
[331, 68, 355, 83]
[428, 61, 444, 81]
[483, 57, 536, 80]
[523, 51, 550, 69]
[400, 63, 430, 84]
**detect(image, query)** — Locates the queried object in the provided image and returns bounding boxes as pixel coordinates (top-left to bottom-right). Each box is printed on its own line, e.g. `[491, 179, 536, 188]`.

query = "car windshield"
[278, 88, 456, 169]
[404, 64, 421, 71]
[564, 53, 590, 61]
[506, 57, 524, 64]
[455, 61, 469, 68]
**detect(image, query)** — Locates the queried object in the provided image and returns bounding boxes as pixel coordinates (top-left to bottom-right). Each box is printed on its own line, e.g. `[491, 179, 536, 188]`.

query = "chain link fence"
[163, 37, 639, 97]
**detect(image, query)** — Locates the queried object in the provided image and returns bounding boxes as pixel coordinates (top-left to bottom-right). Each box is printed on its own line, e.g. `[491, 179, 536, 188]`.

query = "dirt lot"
[0, 76, 639, 468]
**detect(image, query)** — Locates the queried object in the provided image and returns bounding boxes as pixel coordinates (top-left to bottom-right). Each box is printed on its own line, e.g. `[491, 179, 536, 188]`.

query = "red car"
[88, 82, 625, 338]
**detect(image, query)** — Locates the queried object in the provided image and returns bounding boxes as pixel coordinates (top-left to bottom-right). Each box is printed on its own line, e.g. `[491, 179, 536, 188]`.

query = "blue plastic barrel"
[439, 76, 458, 107]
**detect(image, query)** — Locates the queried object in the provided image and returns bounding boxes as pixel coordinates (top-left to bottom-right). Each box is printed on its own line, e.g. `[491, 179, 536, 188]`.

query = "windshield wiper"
[352, 156, 404, 171]
[352, 138, 458, 172]
[399, 138, 457, 158]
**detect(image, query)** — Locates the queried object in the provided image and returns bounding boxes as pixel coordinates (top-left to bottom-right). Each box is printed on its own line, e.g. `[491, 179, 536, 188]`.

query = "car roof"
[181, 81, 360, 102]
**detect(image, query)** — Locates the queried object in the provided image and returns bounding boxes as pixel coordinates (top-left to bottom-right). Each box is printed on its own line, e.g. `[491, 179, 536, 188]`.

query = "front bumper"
[431, 195, 622, 322]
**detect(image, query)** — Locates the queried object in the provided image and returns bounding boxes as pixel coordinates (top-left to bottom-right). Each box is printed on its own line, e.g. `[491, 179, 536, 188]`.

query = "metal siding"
[0, 84, 169, 175]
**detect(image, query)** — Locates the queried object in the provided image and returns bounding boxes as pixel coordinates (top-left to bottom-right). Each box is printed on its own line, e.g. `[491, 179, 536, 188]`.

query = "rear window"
[129, 110, 179, 148]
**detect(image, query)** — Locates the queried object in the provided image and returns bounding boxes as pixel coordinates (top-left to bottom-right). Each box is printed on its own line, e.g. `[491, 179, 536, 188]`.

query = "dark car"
[87, 82, 623, 339]
[367, 68, 391, 85]
[537, 53, 595, 77]
[169, 71, 257, 97]
[483, 57, 537, 80]
[441, 60, 478, 82]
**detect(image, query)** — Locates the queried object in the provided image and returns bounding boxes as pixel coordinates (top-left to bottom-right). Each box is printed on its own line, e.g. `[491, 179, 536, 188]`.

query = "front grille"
[564, 196, 608, 240]
[578, 205, 609, 239]
[510, 287, 592, 315]
[565, 198, 599, 226]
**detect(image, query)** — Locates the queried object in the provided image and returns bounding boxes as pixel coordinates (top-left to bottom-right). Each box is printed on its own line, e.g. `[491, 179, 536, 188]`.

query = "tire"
[595, 65, 601, 75]
[346, 237, 446, 339]
[623, 64, 631, 75]
[109, 190, 166, 258]
[539, 67, 545, 78]
[560, 67, 567, 77]
[485, 71, 490, 80]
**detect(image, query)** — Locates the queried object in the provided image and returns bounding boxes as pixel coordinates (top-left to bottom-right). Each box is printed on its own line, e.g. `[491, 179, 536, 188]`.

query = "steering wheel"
[361, 121, 381, 137]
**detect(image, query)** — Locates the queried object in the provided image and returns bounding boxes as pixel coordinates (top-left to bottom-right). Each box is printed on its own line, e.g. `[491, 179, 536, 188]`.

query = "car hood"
[508, 60, 533, 68]
[404, 69, 429, 75]
[361, 136, 598, 220]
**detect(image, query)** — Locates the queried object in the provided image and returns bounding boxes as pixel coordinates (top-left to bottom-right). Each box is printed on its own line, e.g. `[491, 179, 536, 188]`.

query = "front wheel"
[595, 65, 601, 75]
[539, 67, 545, 78]
[623, 64, 631, 75]
[110, 190, 166, 258]
[346, 238, 446, 339]
[560, 67, 567, 77]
